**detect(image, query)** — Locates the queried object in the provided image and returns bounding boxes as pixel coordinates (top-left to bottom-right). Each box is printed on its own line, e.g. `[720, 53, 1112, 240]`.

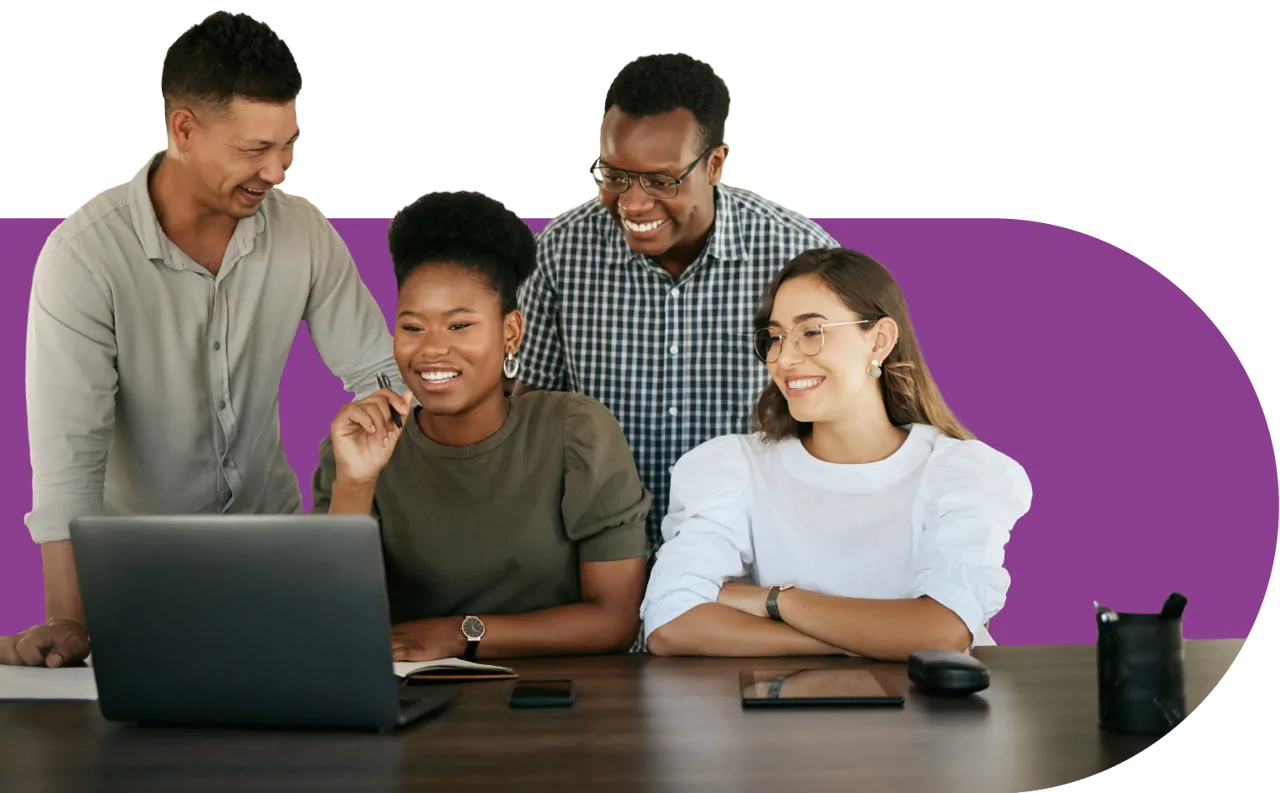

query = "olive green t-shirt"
[310, 391, 652, 624]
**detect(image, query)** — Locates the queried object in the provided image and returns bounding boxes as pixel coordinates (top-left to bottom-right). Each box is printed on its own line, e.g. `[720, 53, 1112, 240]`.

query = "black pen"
[376, 373, 403, 429]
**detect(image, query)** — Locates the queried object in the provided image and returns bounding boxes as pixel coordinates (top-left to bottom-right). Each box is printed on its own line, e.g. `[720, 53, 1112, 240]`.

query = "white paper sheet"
[0, 665, 98, 701]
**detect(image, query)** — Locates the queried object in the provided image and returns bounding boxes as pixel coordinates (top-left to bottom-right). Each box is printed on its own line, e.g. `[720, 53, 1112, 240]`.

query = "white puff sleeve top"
[639, 423, 1033, 646]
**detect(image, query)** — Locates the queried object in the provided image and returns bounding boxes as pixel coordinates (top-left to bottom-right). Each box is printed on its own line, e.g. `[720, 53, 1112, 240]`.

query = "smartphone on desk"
[509, 679, 574, 708]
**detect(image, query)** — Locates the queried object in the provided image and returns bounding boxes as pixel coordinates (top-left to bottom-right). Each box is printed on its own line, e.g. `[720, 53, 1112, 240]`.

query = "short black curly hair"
[604, 53, 730, 150]
[387, 192, 536, 314]
[161, 12, 301, 115]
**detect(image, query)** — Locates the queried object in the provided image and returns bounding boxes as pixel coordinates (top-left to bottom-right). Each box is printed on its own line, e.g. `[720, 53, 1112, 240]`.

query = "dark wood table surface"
[0, 639, 1241, 793]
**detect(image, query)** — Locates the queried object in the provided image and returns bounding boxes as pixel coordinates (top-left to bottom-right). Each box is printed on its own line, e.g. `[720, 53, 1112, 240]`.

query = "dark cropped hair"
[386, 191, 536, 314]
[161, 11, 301, 115]
[604, 53, 730, 149]
[754, 248, 973, 443]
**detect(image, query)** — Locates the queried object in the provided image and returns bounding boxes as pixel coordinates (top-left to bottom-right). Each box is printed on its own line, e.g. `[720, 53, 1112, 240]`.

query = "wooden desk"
[0, 640, 1240, 793]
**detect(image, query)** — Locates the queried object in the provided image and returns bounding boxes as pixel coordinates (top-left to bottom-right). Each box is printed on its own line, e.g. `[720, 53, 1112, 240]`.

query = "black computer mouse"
[907, 650, 990, 696]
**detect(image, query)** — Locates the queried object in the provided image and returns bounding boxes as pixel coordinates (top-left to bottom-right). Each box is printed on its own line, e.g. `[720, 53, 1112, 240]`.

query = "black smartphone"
[508, 679, 574, 708]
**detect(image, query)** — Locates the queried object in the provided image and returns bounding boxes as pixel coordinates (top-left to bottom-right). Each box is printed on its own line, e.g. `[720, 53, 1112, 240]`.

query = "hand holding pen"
[377, 373, 406, 429]
[329, 373, 414, 486]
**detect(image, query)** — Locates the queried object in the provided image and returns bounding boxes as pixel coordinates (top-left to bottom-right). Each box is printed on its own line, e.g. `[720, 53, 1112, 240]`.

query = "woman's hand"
[330, 388, 413, 486]
[391, 618, 468, 662]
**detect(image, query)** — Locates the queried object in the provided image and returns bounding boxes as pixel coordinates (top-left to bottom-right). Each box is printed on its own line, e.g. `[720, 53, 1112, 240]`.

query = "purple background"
[1, 216, 1275, 646]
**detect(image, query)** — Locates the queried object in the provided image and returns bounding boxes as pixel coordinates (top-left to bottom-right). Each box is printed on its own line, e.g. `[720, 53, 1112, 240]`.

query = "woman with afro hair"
[311, 191, 651, 662]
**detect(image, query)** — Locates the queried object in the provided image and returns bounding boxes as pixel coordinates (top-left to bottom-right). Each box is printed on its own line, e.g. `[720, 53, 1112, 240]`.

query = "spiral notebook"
[393, 657, 517, 682]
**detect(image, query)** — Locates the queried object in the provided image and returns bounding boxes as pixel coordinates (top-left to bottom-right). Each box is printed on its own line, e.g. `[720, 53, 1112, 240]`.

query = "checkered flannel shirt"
[517, 184, 841, 555]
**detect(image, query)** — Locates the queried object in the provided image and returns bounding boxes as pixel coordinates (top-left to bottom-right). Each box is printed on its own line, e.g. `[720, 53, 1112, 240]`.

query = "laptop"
[69, 513, 457, 731]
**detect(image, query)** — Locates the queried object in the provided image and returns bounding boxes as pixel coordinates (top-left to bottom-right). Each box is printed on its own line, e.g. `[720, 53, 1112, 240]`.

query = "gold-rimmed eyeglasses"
[752, 319, 873, 364]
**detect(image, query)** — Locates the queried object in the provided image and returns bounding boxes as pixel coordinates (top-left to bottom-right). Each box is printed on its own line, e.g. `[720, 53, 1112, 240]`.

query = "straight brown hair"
[753, 248, 973, 443]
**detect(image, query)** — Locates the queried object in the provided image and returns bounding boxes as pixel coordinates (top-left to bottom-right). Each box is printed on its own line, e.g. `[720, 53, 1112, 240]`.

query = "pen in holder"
[1095, 592, 1187, 735]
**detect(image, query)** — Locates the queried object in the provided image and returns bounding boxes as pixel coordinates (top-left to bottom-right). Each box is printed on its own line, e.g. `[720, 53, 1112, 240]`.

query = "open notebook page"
[393, 657, 514, 677]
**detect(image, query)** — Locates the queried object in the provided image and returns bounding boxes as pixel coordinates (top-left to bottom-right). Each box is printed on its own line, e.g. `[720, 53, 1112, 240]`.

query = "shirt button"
[669, 344, 679, 355]
[213, 341, 221, 350]
[670, 288, 680, 298]
[218, 400, 227, 410]
[668, 406, 679, 416]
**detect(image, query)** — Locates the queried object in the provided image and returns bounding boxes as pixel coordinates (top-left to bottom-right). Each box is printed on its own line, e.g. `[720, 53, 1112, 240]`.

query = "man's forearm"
[646, 603, 847, 657]
[41, 541, 86, 625]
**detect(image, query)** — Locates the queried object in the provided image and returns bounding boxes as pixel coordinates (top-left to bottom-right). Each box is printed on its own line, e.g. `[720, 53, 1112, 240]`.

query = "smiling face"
[393, 263, 522, 418]
[597, 106, 724, 260]
[171, 97, 299, 219]
[764, 274, 895, 426]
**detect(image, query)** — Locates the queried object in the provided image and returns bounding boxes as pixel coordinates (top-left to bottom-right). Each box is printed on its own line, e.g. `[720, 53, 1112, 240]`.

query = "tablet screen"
[740, 668, 903, 705]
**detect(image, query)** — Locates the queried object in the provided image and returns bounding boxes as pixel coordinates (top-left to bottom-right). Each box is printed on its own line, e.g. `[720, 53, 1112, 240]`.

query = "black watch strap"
[463, 639, 478, 661]
[766, 585, 784, 621]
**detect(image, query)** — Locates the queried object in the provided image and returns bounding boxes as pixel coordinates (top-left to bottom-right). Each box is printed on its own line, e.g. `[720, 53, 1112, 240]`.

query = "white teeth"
[420, 371, 459, 382]
[623, 218, 665, 233]
[787, 378, 823, 390]
[242, 187, 265, 195]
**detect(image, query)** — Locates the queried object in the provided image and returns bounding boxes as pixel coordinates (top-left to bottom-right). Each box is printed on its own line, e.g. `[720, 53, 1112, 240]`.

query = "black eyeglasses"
[589, 143, 720, 200]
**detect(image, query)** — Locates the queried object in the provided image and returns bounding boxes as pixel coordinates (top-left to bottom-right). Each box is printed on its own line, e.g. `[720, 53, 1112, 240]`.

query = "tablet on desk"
[740, 668, 904, 708]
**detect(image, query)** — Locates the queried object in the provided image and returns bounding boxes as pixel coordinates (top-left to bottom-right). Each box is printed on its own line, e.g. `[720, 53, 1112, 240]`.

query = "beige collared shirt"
[24, 152, 403, 543]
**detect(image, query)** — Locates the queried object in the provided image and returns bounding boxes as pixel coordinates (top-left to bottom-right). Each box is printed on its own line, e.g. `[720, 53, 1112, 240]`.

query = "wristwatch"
[461, 615, 485, 660]
[765, 584, 794, 622]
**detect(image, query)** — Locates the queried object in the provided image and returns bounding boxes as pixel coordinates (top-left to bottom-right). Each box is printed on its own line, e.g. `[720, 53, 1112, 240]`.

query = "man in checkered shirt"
[515, 53, 840, 557]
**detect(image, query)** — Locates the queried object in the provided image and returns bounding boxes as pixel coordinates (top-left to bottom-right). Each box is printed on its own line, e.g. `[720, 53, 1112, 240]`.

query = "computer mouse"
[907, 650, 990, 696]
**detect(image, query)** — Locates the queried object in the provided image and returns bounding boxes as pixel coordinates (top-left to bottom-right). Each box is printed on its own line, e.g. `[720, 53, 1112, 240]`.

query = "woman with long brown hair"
[640, 248, 1032, 660]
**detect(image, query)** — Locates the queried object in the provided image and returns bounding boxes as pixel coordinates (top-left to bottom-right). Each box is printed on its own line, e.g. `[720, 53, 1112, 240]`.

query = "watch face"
[461, 616, 485, 640]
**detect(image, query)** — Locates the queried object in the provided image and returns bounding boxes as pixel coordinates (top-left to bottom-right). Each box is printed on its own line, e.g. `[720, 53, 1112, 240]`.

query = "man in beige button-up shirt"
[1, 12, 404, 667]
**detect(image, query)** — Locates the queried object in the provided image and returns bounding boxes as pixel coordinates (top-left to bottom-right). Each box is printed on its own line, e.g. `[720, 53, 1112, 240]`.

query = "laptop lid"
[70, 514, 404, 729]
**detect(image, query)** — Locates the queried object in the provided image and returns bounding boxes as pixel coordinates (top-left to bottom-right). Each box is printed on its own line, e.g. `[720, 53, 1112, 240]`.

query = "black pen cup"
[1097, 612, 1186, 734]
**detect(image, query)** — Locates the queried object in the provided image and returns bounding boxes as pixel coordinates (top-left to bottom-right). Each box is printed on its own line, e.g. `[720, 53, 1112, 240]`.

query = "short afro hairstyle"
[387, 192, 536, 315]
[161, 12, 301, 116]
[604, 53, 730, 150]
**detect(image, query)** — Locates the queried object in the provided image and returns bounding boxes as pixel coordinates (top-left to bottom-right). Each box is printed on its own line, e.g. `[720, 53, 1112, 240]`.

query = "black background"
[7, 9, 1269, 787]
